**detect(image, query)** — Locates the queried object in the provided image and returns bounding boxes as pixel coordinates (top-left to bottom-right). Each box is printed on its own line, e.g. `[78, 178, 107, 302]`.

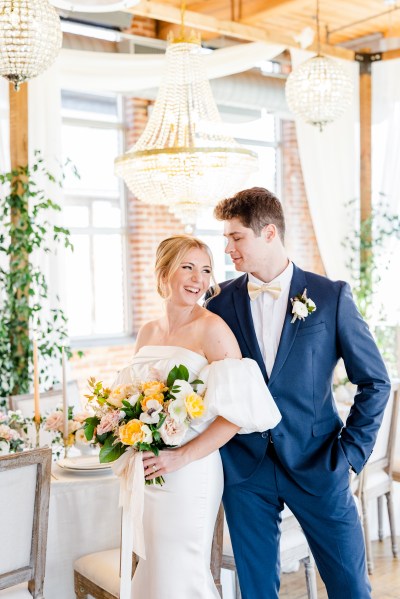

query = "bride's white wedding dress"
[115, 345, 281, 599]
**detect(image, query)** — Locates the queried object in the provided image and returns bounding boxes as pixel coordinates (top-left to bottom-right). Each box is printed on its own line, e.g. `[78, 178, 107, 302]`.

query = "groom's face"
[224, 218, 269, 273]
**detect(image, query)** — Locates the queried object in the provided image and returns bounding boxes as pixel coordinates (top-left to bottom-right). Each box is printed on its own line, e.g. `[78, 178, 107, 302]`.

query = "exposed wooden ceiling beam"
[240, 0, 307, 23]
[126, 1, 355, 60]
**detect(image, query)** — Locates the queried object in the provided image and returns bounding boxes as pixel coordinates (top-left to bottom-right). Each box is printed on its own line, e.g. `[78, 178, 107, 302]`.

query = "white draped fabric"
[56, 42, 285, 93]
[289, 49, 360, 282]
[372, 58, 400, 214]
[0, 80, 9, 174]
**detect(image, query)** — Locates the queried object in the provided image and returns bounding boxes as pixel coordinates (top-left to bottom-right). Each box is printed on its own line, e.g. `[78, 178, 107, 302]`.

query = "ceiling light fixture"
[114, 2, 257, 226]
[285, 0, 353, 131]
[0, 0, 62, 90]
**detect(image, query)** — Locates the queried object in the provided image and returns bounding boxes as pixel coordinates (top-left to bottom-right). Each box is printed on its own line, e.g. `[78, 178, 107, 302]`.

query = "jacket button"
[261, 432, 268, 439]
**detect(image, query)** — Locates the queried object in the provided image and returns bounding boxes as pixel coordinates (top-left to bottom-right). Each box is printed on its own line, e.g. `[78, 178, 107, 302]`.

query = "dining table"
[45, 456, 121, 599]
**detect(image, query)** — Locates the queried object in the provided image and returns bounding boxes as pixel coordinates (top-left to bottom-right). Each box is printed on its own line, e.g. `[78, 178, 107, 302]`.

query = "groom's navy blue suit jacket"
[207, 264, 391, 495]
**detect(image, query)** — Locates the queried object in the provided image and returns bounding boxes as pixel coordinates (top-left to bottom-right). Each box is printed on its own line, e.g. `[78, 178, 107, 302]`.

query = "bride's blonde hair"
[155, 235, 220, 301]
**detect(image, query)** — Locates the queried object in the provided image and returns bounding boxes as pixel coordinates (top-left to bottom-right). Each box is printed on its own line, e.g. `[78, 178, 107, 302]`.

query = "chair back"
[368, 379, 400, 472]
[9, 380, 82, 417]
[0, 447, 52, 597]
[210, 503, 224, 587]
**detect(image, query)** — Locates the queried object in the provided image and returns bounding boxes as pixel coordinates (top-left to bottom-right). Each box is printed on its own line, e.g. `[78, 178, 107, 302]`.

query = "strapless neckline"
[136, 345, 209, 364]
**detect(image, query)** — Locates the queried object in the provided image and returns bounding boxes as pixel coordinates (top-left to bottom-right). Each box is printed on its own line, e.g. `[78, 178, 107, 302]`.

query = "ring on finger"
[152, 465, 157, 472]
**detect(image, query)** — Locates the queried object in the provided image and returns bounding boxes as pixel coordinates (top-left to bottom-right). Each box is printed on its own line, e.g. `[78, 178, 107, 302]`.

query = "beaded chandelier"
[285, 0, 353, 131]
[0, 0, 62, 90]
[115, 34, 258, 226]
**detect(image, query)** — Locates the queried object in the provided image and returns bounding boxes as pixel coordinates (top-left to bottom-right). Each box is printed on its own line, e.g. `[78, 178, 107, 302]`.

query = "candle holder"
[35, 420, 41, 448]
[63, 438, 70, 459]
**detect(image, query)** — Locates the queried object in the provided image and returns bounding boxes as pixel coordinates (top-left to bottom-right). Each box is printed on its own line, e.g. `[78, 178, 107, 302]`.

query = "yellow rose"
[142, 381, 167, 396]
[119, 419, 145, 445]
[185, 393, 205, 419]
[141, 393, 164, 410]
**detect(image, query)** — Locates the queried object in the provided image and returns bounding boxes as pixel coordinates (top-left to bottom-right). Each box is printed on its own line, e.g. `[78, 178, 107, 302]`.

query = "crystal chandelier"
[285, 0, 353, 131]
[115, 21, 257, 226]
[0, 0, 62, 91]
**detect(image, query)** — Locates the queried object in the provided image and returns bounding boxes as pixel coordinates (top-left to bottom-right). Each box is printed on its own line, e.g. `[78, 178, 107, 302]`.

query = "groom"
[207, 187, 390, 598]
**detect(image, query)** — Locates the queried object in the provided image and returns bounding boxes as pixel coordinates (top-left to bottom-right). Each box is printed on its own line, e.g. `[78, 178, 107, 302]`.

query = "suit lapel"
[268, 264, 307, 387]
[233, 274, 268, 380]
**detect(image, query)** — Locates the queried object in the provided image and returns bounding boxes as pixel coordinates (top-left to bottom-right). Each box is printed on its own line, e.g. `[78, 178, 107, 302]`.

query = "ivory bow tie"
[247, 281, 281, 301]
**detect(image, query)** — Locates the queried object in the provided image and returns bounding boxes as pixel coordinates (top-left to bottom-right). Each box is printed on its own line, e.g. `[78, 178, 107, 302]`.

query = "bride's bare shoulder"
[135, 319, 161, 352]
[198, 309, 241, 361]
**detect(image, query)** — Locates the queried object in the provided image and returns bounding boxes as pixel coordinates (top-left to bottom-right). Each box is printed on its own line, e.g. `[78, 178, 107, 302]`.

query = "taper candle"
[62, 347, 69, 445]
[33, 338, 40, 424]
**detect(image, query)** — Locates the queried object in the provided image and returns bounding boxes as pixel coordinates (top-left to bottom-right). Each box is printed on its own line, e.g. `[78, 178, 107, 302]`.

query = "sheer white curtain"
[0, 80, 9, 173]
[372, 58, 400, 214]
[289, 49, 360, 281]
[371, 59, 400, 327]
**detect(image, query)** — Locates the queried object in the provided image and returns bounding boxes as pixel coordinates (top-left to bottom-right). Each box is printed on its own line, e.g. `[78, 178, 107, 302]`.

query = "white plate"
[57, 455, 112, 471]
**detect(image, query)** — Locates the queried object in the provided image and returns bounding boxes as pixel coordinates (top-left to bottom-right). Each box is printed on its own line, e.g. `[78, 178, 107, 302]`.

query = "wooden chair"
[221, 506, 318, 599]
[74, 503, 224, 598]
[0, 447, 52, 598]
[393, 458, 400, 483]
[360, 380, 400, 574]
[9, 380, 81, 416]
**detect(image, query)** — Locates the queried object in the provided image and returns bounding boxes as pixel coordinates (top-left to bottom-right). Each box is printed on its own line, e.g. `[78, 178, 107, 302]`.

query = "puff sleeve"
[198, 358, 281, 434]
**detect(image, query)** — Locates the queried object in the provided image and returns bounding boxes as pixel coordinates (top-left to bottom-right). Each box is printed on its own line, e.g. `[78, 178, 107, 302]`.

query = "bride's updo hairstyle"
[155, 235, 220, 301]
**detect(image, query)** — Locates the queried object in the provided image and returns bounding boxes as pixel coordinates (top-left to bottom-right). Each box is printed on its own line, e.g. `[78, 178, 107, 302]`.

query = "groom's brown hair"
[214, 187, 285, 242]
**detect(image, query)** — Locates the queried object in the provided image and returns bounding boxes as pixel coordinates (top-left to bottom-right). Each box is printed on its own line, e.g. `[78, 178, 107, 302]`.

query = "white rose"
[292, 300, 308, 319]
[0, 440, 10, 455]
[159, 416, 188, 445]
[171, 380, 193, 402]
[168, 399, 188, 424]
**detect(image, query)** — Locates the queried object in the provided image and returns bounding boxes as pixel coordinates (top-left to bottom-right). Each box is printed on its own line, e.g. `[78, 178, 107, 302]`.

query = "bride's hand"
[142, 448, 188, 480]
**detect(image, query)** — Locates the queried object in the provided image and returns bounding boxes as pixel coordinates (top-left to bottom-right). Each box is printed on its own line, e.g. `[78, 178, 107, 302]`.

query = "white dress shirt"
[248, 261, 293, 378]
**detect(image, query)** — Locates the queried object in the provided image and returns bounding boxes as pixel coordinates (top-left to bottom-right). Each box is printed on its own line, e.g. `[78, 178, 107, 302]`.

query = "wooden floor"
[279, 537, 400, 598]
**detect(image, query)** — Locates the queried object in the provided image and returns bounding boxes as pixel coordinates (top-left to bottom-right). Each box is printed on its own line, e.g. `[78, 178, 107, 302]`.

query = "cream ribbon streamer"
[111, 448, 146, 599]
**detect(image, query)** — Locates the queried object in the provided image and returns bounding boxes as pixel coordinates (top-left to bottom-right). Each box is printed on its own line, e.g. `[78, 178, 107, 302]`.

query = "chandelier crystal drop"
[115, 41, 258, 225]
[0, 0, 62, 90]
[285, 54, 353, 131]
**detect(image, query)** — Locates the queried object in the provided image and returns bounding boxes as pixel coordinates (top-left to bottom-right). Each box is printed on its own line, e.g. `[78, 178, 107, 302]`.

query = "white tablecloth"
[45, 464, 121, 599]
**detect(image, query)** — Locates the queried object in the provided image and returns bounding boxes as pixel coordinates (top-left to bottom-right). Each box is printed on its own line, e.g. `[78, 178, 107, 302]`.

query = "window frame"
[61, 92, 132, 345]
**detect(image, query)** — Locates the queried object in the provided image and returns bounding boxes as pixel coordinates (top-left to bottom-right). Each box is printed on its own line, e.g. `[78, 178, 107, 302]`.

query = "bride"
[114, 234, 281, 599]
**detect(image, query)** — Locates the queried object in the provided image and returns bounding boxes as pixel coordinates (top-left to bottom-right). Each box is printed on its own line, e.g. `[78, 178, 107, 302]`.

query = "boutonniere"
[290, 288, 316, 323]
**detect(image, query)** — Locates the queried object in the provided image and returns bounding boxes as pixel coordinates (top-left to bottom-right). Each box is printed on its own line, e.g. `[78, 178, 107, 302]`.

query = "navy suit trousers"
[223, 442, 371, 599]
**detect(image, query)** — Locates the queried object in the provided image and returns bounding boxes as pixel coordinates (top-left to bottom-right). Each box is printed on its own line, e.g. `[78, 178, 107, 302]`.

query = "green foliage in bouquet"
[0, 152, 79, 400]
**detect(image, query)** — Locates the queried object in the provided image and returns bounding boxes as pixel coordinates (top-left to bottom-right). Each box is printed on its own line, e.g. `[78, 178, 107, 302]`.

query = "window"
[61, 91, 128, 339]
[196, 110, 281, 283]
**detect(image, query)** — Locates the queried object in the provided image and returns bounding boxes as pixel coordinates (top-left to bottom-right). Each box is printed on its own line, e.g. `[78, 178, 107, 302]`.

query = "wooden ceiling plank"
[240, 0, 310, 23]
[126, 1, 354, 60]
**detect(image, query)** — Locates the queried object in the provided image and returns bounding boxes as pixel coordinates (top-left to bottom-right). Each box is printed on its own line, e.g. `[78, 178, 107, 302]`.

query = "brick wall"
[281, 120, 325, 275]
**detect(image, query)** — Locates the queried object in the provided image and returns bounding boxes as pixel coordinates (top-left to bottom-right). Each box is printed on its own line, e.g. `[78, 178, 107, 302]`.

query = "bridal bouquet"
[83, 364, 205, 483]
